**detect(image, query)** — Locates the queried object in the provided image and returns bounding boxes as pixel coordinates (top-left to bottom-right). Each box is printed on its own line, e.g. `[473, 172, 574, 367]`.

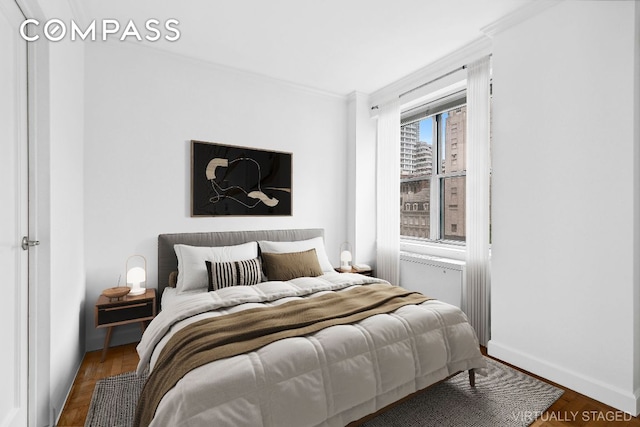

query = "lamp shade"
[339, 242, 352, 272]
[126, 255, 147, 296]
[127, 267, 146, 284]
[340, 250, 352, 263]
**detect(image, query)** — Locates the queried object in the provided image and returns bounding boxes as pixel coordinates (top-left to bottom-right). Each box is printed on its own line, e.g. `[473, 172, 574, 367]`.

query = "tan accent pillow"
[261, 248, 323, 281]
[169, 271, 178, 287]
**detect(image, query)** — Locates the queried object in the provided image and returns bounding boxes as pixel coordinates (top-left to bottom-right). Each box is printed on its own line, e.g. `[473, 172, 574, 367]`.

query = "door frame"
[1, 0, 30, 425]
[14, 0, 52, 425]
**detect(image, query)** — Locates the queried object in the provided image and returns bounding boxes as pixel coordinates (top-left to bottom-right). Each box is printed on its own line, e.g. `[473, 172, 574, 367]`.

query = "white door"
[0, 0, 29, 425]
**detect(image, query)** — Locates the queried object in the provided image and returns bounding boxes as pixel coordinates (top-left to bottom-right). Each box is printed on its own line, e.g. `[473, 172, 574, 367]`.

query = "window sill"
[400, 239, 466, 262]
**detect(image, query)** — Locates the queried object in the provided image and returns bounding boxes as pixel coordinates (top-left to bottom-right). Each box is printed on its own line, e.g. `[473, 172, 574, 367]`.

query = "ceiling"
[75, 0, 533, 96]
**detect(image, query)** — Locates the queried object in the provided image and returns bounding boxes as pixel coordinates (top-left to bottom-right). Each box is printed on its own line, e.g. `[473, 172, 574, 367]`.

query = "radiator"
[399, 252, 465, 309]
[399, 252, 489, 346]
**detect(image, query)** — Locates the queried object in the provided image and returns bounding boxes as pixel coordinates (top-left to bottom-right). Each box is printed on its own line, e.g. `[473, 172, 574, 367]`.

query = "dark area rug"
[362, 357, 563, 426]
[85, 357, 562, 427]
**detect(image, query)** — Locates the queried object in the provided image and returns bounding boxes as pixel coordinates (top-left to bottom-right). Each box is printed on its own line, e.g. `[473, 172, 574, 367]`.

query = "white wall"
[48, 36, 86, 423]
[489, 1, 639, 415]
[346, 92, 377, 267]
[83, 42, 348, 350]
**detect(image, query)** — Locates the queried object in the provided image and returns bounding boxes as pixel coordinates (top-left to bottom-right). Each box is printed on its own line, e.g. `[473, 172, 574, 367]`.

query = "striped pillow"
[205, 257, 262, 291]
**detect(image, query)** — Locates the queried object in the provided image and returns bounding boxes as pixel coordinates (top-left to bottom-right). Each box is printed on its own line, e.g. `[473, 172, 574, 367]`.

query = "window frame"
[400, 91, 467, 254]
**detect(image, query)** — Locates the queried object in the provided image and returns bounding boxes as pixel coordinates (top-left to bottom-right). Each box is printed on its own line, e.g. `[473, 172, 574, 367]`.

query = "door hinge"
[21, 236, 40, 251]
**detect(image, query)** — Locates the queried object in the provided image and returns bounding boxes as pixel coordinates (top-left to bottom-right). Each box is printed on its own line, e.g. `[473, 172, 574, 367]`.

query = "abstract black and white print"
[191, 140, 292, 216]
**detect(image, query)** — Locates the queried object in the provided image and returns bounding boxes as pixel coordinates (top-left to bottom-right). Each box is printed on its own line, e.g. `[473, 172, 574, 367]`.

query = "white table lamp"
[126, 255, 147, 296]
[339, 242, 352, 272]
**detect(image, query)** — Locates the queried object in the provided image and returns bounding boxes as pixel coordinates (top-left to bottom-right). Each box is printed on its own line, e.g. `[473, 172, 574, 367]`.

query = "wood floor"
[480, 348, 640, 427]
[58, 343, 139, 427]
[58, 344, 640, 427]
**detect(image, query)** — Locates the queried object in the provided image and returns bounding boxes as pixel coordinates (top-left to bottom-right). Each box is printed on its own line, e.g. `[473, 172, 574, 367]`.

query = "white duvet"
[136, 273, 486, 427]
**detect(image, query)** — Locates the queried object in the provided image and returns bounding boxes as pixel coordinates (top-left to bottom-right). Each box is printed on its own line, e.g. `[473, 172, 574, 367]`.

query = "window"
[400, 93, 467, 243]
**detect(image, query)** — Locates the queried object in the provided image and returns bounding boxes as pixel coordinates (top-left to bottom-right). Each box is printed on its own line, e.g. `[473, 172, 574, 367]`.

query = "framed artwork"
[191, 140, 292, 216]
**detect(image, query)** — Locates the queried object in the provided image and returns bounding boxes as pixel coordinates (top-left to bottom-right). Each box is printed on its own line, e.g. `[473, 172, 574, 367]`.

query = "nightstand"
[334, 267, 374, 277]
[95, 288, 156, 362]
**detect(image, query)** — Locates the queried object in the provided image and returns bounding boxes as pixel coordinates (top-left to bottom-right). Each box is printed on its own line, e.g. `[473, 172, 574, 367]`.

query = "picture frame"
[191, 140, 292, 216]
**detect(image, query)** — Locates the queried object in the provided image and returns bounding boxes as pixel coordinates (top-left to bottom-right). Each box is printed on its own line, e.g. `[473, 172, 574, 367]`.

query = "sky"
[419, 118, 433, 145]
[418, 112, 449, 148]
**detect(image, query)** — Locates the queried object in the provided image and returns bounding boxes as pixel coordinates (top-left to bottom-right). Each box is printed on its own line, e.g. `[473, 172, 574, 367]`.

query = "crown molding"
[347, 91, 370, 104]
[113, 40, 347, 101]
[481, 0, 562, 38]
[369, 1, 564, 109]
[369, 35, 491, 109]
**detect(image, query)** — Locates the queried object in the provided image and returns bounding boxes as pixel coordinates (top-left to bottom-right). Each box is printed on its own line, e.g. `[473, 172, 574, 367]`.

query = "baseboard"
[488, 340, 640, 416]
[53, 354, 84, 426]
[86, 327, 143, 352]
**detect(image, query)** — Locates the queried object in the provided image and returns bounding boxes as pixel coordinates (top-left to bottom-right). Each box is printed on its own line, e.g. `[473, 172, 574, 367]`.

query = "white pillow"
[258, 237, 333, 272]
[174, 242, 258, 292]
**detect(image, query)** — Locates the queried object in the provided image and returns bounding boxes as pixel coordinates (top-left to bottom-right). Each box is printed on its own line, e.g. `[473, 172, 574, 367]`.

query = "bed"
[134, 228, 486, 427]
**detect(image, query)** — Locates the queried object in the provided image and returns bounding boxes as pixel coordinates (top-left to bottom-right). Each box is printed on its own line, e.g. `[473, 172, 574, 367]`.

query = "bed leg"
[469, 369, 476, 387]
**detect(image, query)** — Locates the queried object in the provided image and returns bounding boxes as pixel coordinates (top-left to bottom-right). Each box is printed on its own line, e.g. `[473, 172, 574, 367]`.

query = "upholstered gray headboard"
[157, 228, 324, 297]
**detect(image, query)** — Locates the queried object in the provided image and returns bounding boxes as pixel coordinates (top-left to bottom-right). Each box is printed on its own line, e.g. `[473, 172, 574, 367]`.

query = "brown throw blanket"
[134, 283, 431, 427]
